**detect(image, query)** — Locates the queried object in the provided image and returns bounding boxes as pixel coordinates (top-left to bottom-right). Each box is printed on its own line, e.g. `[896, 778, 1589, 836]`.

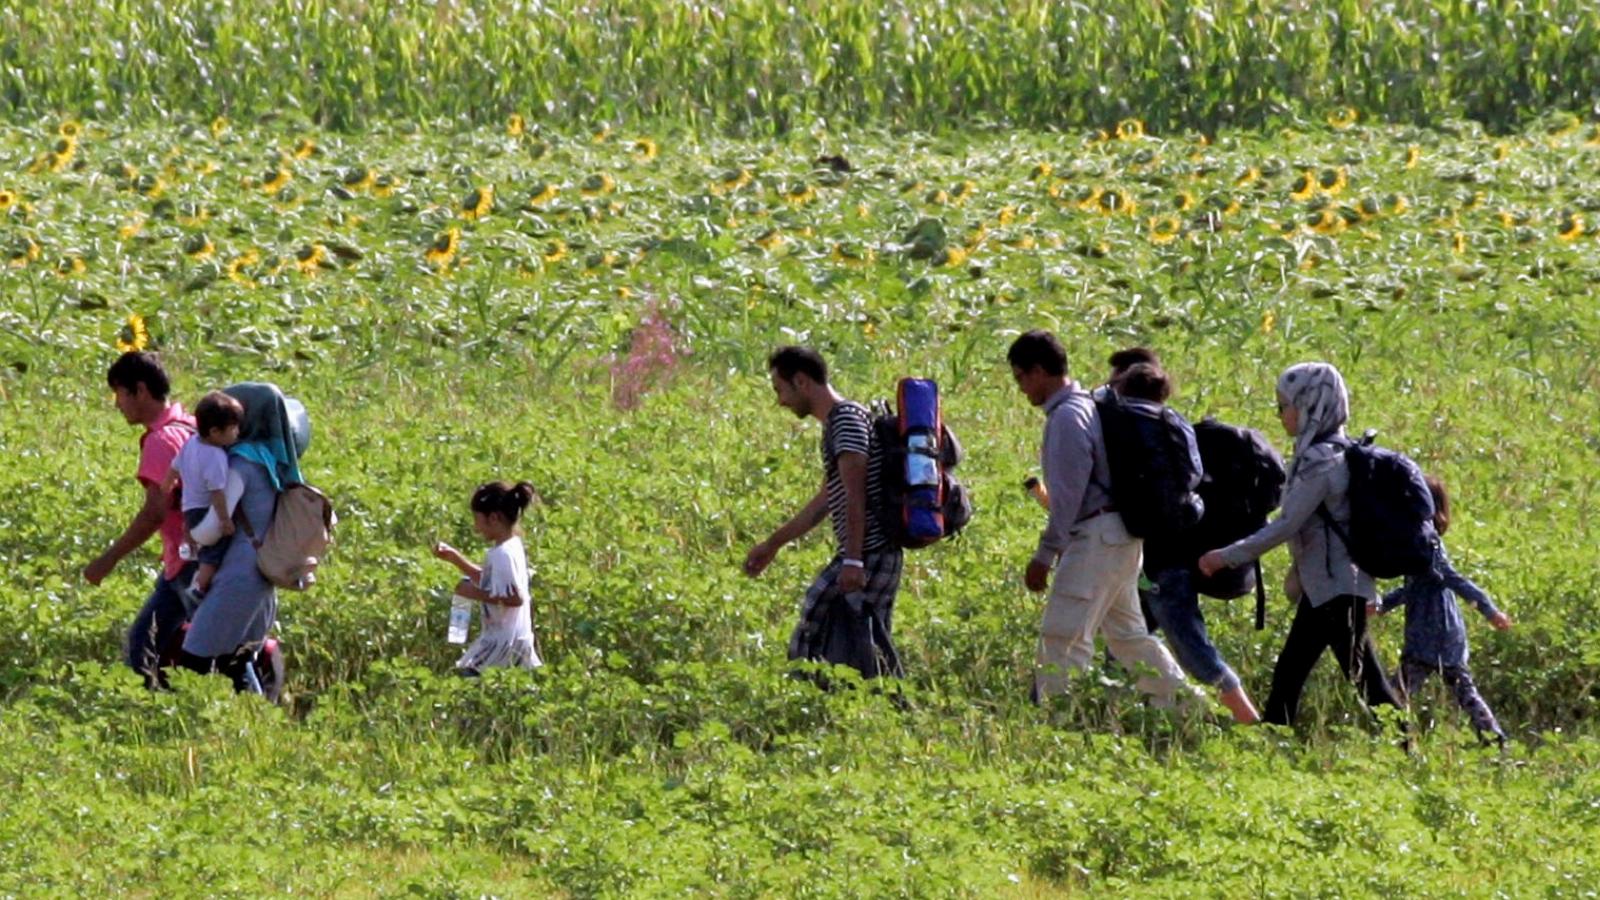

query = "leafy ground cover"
[2, 112, 1600, 894]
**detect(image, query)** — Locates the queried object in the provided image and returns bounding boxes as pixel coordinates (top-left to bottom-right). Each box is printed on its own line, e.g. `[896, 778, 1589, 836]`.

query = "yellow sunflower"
[343, 168, 376, 192]
[580, 173, 616, 197]
[1030, 161, 1053, 181]
[1289, 171, 1317, 201]
[1451, 231, 1467, 255]
[1075, 186, 1105, 212]
[115, 313, 150, 353]
[933, 245, 968, 268]
[371, 174, 399, 198]
[714, 167, 752, 195]
[260, 168, 291, 194]
[1098, 189, 1136, 216]
[183, 233, 215, 260]
[507, 114, 525, 137]
[210, 116, 229, 139]
[225, 250, 260, 286]
[425, 227, 461, 267]
[294, 243, 328, 275]
[542, 239, 568, 263]
[1173, 190, 1196, 212]
[1234, 166, 1261, 188]
[1317, 167, 1347, 196]
[57, 120, 82, 141]
[1403, 145, 1421, 170]
[951, 179, 977, 203]
[1147, 215, 1182, 244]
[527, 182, 559, 207]
[996, 205, 1017, 225]
[1326, 106, 1359, 130]
[1308, 209, 1346, 235]
[632, 138, 659, 162]
[1115, 119, 1145, 141]
[292, 138, 318, 160]
[0, 189, 14, 211]
[1492, 142, 1511, 162]
[784, 183, 816, 206]
[753, 228, 785, 252]
[461, 185, 494, 220]
[1557, 212, 1584, 242]
[591, 123, 612, 144]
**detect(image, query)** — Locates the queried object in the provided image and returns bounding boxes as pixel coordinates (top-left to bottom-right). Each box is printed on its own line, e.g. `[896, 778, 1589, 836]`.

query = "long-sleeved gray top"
[1379, 541, 1499, 668]
[1033, 384, 1116, 566]
[1216, 440, 1375, 606]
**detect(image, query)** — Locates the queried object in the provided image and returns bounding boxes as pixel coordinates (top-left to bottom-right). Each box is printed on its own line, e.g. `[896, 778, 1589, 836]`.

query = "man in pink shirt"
[82, 351, 197, 687]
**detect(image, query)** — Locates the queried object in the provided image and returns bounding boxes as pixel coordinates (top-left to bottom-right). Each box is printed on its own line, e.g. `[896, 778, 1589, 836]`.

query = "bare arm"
[767, 484, 830, 550]
[84, 479, 171, 584]
[744, 485, 828, 577]
[836, 451, 869, 562]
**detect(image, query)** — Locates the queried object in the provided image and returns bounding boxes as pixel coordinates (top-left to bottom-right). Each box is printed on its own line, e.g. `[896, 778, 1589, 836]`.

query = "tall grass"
[2, 0, 1599, 132]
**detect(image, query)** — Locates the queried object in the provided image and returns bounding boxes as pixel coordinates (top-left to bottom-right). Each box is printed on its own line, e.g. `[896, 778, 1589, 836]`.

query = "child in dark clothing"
[1370, 476, 1512, 744]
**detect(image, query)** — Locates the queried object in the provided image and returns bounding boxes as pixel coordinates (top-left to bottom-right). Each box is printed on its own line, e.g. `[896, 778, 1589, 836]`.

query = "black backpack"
[1190, 417, 1287, 602]
[1094, 391, 1204, 541]
[871, 408, 972, 550]
[1319, 432, 1438, 580]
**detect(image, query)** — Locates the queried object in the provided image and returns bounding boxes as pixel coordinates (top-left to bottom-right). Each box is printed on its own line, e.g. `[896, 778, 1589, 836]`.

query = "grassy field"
[4, 43, 1600, 896]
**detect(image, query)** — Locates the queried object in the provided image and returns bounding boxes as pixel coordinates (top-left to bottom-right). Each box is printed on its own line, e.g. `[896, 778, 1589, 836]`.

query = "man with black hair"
[84, 351, 198, 688]
[744, 346, 901, 678]
[1008, 330, 1192, 705]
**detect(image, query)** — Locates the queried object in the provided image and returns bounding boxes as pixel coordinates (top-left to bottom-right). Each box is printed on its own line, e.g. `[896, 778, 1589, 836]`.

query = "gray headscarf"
[1277, 362, 1349, 480]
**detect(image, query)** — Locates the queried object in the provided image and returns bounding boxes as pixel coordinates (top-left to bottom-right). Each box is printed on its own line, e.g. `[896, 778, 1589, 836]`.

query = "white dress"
[456, 535, 542, 671]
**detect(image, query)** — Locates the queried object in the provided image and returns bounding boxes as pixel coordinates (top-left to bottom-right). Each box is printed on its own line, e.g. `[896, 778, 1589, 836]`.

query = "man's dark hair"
[195, 391, 245, 437]
[767, 346, 828, 385]
[1007, 330, 1068, 377]
[1114, 362, 1173, 403]
[1108, 346, 1160, 374]
[106, 351, 170, 402]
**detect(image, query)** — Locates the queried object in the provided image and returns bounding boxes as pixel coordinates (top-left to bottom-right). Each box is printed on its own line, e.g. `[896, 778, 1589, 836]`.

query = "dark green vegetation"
[4, 0, 1600, 132]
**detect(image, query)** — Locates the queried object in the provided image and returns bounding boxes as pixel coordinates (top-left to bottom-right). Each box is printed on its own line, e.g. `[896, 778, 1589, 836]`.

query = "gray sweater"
[1217, 440, 1375, 607]
[1033, 384, 1117, 567]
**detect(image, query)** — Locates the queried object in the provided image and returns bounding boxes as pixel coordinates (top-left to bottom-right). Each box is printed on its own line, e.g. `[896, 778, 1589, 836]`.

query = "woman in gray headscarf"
[178, 383, 307, 690]
[1198, 362, 1403, 726]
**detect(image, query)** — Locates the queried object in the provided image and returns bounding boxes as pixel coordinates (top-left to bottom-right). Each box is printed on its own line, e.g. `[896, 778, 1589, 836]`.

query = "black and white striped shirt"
[821, 400, 889, 553]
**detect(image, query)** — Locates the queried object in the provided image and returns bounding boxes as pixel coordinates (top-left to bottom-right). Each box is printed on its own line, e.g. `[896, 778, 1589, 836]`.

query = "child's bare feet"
[1219, 685, 1261, 724]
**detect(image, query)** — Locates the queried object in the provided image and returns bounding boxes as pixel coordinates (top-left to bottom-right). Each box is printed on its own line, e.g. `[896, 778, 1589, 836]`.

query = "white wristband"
[841, 558, 865, 569]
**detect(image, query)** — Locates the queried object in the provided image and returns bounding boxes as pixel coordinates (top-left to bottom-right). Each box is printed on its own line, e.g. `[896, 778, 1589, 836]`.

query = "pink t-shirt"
[137, 403, 195, 580]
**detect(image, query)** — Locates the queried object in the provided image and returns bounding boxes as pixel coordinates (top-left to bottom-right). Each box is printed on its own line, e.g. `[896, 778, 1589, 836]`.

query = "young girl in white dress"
[433, 480, 543, 675]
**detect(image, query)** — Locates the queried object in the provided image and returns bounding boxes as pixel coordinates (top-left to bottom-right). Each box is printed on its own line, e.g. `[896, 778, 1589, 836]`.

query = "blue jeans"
[1144, 566, 1241, 691]
[124, 564, 197, 688]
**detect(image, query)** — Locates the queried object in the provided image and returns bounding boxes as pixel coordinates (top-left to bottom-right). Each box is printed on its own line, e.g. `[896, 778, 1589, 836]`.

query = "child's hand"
[220, 519, 235, 537]
[1490, 611, 1513, 631]
[433, 541, 458, 563]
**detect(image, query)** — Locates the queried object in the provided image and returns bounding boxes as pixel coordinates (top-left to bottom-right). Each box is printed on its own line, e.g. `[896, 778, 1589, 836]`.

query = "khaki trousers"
[1035, 512, 1191, 703]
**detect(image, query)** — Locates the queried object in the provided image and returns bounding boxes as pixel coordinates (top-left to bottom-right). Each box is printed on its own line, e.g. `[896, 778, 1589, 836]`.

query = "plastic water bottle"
[447, 593, 473, 644]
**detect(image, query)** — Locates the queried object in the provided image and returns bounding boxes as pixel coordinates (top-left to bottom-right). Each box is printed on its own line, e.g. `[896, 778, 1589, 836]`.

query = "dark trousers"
[124, 564, 198, 689]
[1398, 658, 1504, 740]
[1264, 594, 1403, 726]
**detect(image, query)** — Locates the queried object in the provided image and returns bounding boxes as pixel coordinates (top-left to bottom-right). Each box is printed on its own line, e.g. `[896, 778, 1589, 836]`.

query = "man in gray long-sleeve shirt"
[1008, 331, 1192, 705]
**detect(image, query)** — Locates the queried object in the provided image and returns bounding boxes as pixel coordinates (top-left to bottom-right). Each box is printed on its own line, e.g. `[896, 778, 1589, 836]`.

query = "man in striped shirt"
[744, 346, 903, 678]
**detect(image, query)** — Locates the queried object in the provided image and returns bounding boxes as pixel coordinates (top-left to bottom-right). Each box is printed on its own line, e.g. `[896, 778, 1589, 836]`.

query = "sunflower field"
[4, 3, 1600, 897]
